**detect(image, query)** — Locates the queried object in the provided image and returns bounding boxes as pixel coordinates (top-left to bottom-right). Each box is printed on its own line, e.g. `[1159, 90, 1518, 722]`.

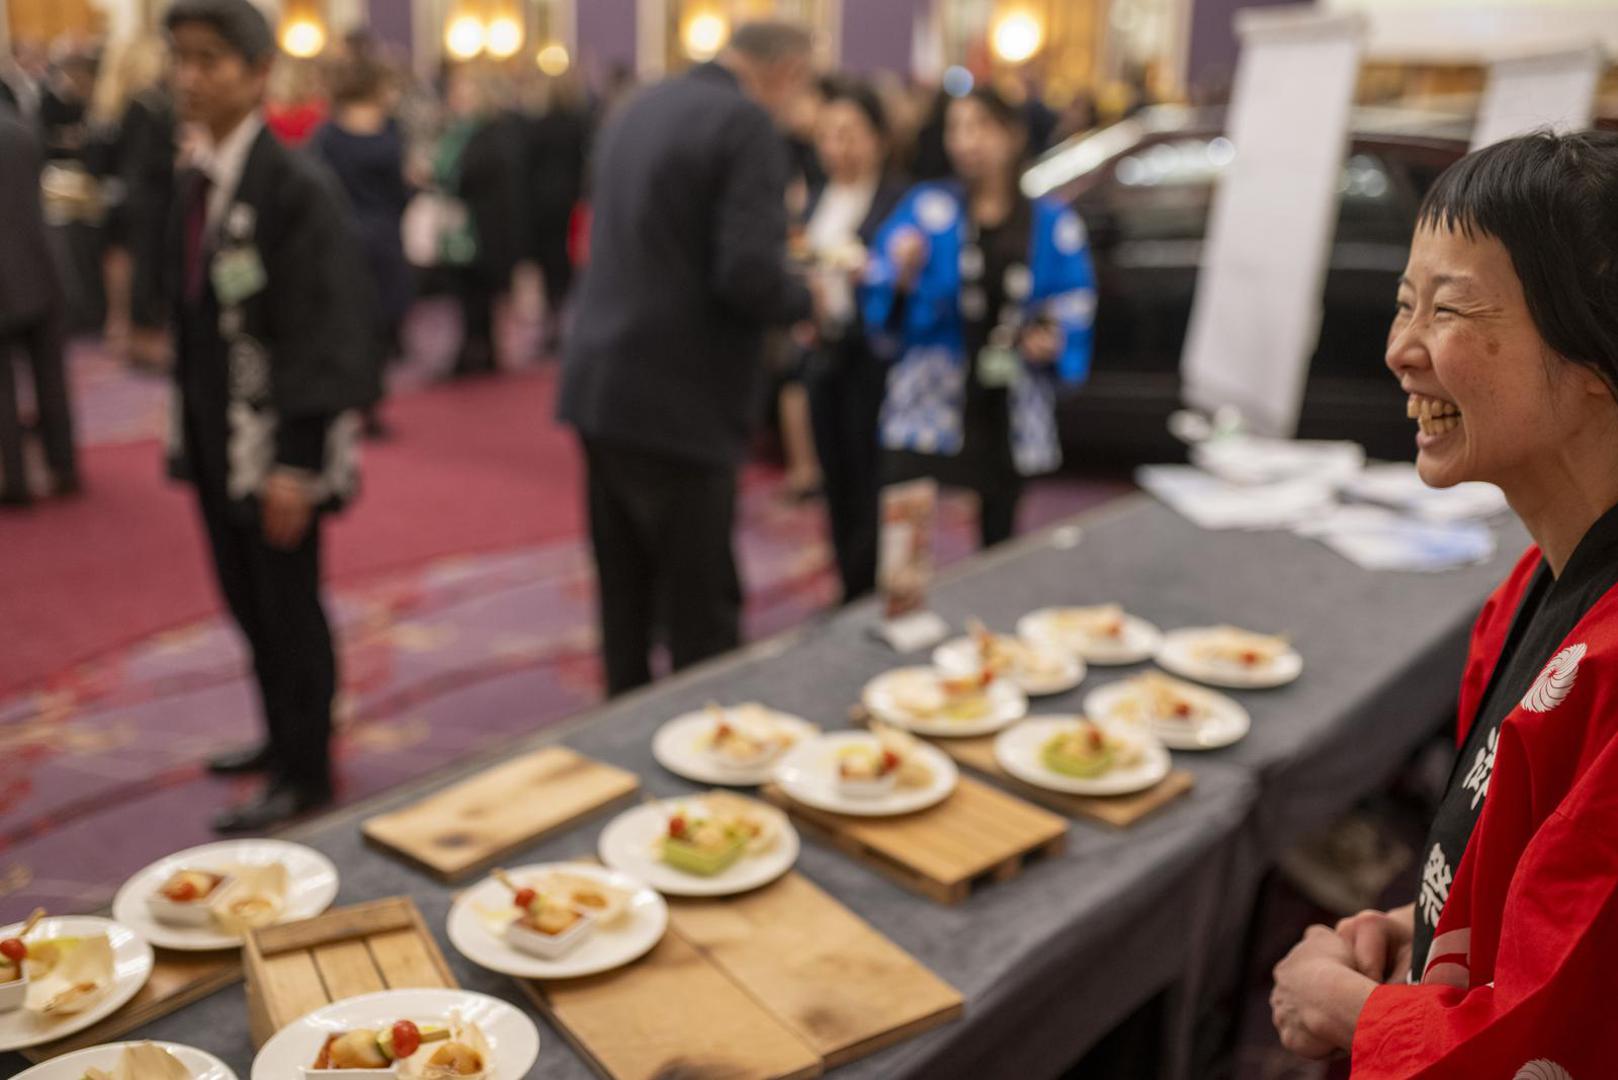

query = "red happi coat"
[1352, 546, 1618, 1078]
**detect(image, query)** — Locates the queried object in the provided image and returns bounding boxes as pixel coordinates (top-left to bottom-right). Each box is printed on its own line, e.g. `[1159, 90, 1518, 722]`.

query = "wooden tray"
[521, 931, 824, 1080]
[934, 734, 1196, 827]
[667, 872, 963, 1067]
[761, 776, 1067, 903]
[21, 949, 240, 1062]
[243, 896, 457, 1047]
[363, 747, 640, 882]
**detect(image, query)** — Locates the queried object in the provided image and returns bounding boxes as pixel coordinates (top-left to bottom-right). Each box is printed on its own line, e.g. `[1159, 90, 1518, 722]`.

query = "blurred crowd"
[1, 3, 1117, 828]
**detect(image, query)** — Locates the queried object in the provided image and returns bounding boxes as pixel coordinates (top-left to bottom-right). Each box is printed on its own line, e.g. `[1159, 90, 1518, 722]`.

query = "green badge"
[976, 345, 1020, 388]
[210, 246, 267, 306]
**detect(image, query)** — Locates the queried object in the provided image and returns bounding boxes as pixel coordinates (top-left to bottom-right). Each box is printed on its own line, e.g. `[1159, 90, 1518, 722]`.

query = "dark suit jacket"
[457, 110, 526, 288]
[559, 63, 812, 467]
[0, 106, 61, 331]
[167, 126, 374, 499]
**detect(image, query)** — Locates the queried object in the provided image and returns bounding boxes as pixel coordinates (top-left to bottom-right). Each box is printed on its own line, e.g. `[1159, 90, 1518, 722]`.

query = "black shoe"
[212, 781, 333, 834]
[0, 489, 30, 508]
[207, 743, 276, 775]
[51, 475, 83, 498]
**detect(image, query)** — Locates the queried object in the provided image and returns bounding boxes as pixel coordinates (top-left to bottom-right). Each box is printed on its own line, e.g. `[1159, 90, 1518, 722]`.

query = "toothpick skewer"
[18, 908, 45, 938]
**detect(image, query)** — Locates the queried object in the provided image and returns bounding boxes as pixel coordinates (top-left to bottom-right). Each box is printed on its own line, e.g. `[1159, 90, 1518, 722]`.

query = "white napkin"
[25, 934, 114, 1016]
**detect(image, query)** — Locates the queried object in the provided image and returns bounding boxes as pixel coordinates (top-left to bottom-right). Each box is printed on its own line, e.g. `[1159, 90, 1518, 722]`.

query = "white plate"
[651, 708, 819, 786]
[112, 840, 340, 951]
[598, 797, 799, 897]
[1017, 609, 1163, 666]
[251, 988, 539, 1080]
[1155, 627, 1304, 689]
[1084, 678, 1251, 750]
[773, 731, 959, 817]
[446, 862, 667, 979]
[994, 717, 1171, 796]
[932, 635, 1085, 697]
[861, 667, 1028, 737]
[15, 1040, 236, 1079]
[0, 917, 154, 1053]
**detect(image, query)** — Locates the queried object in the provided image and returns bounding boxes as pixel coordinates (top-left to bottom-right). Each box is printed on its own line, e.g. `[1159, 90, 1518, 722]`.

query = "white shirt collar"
[196, 110, 263, 227]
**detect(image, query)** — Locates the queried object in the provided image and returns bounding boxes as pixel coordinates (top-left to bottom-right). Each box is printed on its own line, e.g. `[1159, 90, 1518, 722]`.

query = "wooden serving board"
[243, 896, 457, 1047]
[21, 949, 241, 1062]
[363, 747, 640, 881]
[668, 871, 963, 1067]
[521, 931, 824, 1080]
[761, 776, 1066, 904]
[935, 734, 1196, 827]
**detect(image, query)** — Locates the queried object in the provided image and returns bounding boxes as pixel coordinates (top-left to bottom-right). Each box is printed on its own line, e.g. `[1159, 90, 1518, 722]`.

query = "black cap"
[164, 0, 276, 64]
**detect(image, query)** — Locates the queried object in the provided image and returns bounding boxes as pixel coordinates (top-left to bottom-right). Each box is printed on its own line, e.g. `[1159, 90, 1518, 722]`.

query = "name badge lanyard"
[959, 212, 1032, 388]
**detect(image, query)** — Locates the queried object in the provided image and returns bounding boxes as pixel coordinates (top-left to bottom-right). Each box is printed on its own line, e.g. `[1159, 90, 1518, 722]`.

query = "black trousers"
[805, 345, 884, 602]
[195, 480, 336, 789]
[453, 268, 497, 375]
[0, 310, 76, 497]
[582, 436, 741, 696]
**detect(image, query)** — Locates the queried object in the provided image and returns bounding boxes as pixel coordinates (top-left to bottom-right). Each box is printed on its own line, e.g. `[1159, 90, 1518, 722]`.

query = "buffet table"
[8, 494, 1526, 1079]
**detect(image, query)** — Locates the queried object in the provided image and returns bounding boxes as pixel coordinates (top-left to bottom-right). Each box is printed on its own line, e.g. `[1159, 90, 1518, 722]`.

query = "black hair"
[954, 85, 1026, 136]
[821, 76, 888, 140]
[1418, 129, 1618, 390]
[163, 0, 276, 65]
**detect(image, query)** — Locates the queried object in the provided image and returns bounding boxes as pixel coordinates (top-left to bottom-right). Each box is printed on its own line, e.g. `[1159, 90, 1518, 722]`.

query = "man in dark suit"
[0, 102, 77, 506]
[164, 0, 374, 832]
[559, 21, 816, 696]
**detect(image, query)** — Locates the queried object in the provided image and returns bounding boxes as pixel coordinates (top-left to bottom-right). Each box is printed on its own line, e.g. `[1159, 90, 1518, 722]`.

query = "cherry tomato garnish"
[512, 887, 537, 910]
[0, 939, 26, 964]
[390, 1019, 421, 1059]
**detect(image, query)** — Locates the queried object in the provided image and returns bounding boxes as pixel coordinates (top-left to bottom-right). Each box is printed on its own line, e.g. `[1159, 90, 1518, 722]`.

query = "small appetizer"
[21, 921, 115, 1016]
[1050, 604, 1128, 643]
[147, 870, 231, 928]
[890, 668, 996, 723]
[968, 620, 1070, 682]
[835, 742, 900, 799]
[1040, 721, 1143, 779]
[659, 793, 779, 877]
[309, 1019, 450, 1074]
[1188, 626, 1291, 671]
[836, 724, 936, 797]
[209, 863, 289, 935]
[0, 907, 39, 1013]
[80, 1041, 194, 1080]
[1107, 672, 1209, 727]
[398, 1013, 492, 1079]
[702, 703, 801, 769]
[491, 868, 619, 959]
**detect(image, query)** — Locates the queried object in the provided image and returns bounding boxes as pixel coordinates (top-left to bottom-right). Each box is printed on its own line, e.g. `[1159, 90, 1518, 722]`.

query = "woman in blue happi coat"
[862, 86, 1096, 547]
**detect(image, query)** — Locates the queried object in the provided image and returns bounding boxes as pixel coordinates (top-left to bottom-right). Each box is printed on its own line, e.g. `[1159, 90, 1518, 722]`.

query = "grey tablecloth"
[10, 496, 1527, 1080]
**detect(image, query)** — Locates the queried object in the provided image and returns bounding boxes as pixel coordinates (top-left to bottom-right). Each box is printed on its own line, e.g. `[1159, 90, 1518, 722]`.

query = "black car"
[1031, 105, 1471, 466]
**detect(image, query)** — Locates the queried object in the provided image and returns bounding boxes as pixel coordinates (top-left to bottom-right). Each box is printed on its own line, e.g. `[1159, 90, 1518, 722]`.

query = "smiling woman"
[1271, 131, 1618, 1077]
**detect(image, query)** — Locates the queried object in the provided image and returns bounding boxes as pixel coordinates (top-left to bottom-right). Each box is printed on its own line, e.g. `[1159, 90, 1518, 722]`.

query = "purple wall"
[839, 0, 922, 75]
[577, 0, 639, 79]
[1186, 0, 1298, 99]
[366, 0, 414, 58]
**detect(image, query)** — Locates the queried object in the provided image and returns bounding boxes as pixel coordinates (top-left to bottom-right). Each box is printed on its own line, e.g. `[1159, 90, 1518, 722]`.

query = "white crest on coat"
[1004, 264, 1033, 300]
[1514, 1061, 1573, 1080]
[1522, 643, 1586, 713]
[226, 202, 255, 242]
[1054, 210, 1087, 253]
[916, 190, 957, 234]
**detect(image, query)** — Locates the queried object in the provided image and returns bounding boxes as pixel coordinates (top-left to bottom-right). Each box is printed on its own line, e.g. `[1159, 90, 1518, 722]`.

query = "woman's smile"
[1406, 391, 1462, 449]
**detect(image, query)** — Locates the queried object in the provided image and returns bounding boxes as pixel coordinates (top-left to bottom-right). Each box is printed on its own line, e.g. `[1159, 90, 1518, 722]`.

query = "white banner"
[1180, 7, 1365, 438]
[1472, 46, 1604, 150]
